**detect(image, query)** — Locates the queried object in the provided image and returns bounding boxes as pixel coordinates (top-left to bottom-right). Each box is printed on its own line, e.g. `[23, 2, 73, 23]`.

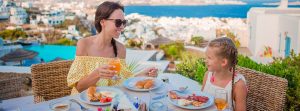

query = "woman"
[67, 1, 157, 94]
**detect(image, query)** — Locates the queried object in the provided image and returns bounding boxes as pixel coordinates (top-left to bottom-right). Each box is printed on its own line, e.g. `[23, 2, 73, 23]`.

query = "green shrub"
[0, 29, 27, 40]
[176, 52, 207, 83]
[238, 52, 300, 111]
[51, 38, 76, 46]
[126, 38, 143, 49]
[160, 42, 185, 60]
[226, 31, 241, 48]
[190, 36, 204, 46]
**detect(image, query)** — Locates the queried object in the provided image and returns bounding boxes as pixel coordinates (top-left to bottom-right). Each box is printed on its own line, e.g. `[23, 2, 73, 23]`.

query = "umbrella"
[50, 57, 64, 62]
[0, 49, 38, 65]
[148, 37, 174, 46]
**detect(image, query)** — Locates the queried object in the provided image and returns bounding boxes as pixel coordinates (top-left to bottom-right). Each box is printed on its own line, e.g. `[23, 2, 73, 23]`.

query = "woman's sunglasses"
[106, 19, 127, 27]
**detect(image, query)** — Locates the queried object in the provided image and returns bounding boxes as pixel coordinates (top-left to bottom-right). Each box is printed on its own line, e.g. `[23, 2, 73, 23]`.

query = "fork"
[70, 99, 90, 111]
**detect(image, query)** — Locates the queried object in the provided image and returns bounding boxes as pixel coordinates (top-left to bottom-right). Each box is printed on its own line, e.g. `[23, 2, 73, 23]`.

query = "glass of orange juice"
[214, 89, 228, 111]
[109, 58, 121, 80]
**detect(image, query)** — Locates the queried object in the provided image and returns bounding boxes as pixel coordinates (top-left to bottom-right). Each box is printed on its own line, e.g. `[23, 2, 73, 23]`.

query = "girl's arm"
[201, 71, 209, 91]
[233, 80, 247, 111]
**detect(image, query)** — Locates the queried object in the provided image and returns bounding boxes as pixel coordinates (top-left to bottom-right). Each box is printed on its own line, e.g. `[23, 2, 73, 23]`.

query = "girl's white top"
[203, 71, 246, 110]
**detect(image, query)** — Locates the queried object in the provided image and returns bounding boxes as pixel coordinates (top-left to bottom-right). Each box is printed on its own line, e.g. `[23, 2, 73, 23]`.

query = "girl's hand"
[92, 65, 117, 79]
[136, 67, 158, 77]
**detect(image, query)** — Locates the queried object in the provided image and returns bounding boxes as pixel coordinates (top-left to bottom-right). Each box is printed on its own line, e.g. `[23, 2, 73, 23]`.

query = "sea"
[125, 4, 300, 18]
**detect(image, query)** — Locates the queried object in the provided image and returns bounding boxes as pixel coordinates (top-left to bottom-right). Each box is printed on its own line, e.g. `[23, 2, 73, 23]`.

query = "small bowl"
[49, 100, 71, 111]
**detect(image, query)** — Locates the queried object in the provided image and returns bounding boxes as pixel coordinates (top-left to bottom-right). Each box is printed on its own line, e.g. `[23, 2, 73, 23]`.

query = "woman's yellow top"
[67, 56, 133, 94]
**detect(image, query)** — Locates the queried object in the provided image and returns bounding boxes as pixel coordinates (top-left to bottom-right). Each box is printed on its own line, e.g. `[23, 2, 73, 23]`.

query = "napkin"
[111, 95, 138, 111]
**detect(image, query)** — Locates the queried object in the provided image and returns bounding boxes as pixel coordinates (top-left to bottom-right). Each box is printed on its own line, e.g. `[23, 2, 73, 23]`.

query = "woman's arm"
[76, 65, 115, 92]
[233, 80, 247, 111]
[76, 70, 101, 92]
[73, 39, 115, 92]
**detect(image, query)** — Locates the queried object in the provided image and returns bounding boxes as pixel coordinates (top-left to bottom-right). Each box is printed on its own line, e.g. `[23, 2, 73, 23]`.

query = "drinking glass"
[149, 88, 168, 111]
[109, 58, 121, 80]
[214, 89, 228, 111]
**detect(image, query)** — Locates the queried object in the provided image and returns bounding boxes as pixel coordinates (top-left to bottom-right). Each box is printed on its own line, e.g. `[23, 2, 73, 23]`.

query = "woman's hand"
[92, 65, 117, 79]
[76, 65, 117, 92]
[135, 67, 158, 77]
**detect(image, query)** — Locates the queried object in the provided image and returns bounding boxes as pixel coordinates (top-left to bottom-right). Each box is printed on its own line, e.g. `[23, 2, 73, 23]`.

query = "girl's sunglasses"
[106, 19, 127, 27]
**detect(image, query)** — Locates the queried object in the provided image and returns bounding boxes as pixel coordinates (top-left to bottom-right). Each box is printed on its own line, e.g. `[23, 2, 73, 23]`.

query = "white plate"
[123, 77, 163, 92]
[168, 91, 214, 110]
[79, 87, 123, 105]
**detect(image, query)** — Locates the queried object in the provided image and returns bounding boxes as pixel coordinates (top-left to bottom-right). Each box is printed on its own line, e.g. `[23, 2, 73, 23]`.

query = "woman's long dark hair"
[208, 37, 238, 110]
[94, 1, 124, 57]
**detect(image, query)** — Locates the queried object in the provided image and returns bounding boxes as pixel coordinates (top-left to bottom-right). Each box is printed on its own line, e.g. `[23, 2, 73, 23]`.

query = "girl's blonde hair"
[208, 37, 238, 110]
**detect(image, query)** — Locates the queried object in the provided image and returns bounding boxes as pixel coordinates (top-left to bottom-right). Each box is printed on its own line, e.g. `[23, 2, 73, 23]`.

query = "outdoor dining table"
[6, 73, 216, 111]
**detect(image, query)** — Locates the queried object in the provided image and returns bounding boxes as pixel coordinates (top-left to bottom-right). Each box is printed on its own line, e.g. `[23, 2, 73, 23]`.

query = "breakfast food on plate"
[143, 80, 154, 89]
[87, 86, 114, 103]
[135, 79, 154, 89]
[186, 93, 209, 103]
[135, 81, 146, 89]
[168, 91, 209, 107]
[192, 101, 203, 107]
[100, 91, 117, 98]
[169, 91, 179, 99]
[87, 86, 98, 102]
[178, 99, 193, 106]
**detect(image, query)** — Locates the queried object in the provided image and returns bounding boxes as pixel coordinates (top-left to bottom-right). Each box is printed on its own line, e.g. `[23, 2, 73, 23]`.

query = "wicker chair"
[237, 67, 288, 111]
[0, 72, 31, 100]
[31, 60, 73, 103]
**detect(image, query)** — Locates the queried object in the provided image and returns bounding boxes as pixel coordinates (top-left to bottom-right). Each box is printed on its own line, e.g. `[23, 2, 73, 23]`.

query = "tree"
[191, 36, 204, 46]
[226, 31, 241, 48]
[0, 29, 27, 40]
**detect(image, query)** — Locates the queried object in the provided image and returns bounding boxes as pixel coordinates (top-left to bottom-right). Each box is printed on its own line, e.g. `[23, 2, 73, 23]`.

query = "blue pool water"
[24, 45, 76, 62]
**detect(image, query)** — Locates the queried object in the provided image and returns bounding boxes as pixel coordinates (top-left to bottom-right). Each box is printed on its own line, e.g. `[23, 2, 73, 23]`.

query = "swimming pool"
[23, 44, 160, 70]
[24, 45, 76, 62]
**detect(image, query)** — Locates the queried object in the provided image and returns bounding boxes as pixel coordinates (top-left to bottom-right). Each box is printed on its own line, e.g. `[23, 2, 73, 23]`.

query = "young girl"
[201, 37, 247, 111]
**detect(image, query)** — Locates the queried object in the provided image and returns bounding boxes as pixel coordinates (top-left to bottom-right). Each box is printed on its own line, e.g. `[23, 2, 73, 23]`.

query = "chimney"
[278, 0, 288, 8]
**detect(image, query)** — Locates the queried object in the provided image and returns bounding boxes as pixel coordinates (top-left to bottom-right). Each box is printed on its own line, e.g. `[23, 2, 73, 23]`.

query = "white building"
[1, 1, 28, 24]
[21, 2, 33, 8]
[9, 7, 28, 25]
[65, 12, 75, 20]
[247, 0, 300, 58]
[31, 9, 65, 26]
[0, 1, 15, 20]
[68, 25, 79, 36]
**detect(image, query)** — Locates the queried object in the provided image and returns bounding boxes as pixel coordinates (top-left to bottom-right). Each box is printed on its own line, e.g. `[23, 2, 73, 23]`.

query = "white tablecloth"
[2, 73, 216, 111]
